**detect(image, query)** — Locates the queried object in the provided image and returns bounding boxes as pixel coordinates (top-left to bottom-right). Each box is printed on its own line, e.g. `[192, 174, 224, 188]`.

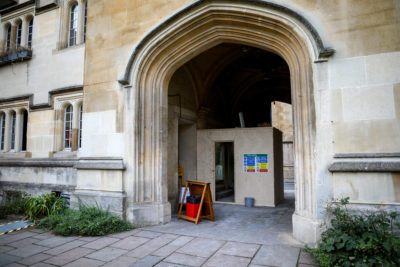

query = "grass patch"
[0, 191, 30, 219]
[38, 204, 133, 236]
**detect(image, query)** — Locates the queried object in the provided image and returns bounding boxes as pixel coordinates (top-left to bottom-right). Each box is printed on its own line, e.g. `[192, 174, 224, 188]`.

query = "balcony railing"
[0, 47, 32, 66]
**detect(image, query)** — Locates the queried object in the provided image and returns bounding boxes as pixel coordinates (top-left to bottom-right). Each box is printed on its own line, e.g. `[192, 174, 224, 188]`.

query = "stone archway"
[120, 0, 334, 244]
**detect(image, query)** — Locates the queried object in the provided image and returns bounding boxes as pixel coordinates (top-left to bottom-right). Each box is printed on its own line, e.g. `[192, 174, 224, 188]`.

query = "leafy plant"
[38, 203, 133, 236]
[24, 193, 67, 220]
[307, 197, 400, 267]
[0, 191, 30, 219]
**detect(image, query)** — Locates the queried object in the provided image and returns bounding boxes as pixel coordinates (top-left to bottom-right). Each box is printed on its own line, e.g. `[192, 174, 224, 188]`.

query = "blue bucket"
[245, 197, 254, 207]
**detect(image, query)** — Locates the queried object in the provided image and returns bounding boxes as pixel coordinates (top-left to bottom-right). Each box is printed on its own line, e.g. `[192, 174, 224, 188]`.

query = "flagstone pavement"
[0, 195, 320, 266]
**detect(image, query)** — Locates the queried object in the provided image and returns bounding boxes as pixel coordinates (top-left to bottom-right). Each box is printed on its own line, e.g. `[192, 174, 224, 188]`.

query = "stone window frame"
[4, 23, 12, 51]
[0, 106, 29, 154]
[1, 13, 35, 53]
[59, 0, 87, 50]
[53, 93, 83, 154]
[26, 16, 34, 49]
[68, 2, 79, 47]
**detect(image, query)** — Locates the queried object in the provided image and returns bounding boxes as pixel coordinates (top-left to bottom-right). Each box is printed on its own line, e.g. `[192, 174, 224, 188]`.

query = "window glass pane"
[78, 105, 82, 148]
[83, 2, 87, 42]
[0, 114, 5, 150]
[5, 25, 11, 51]
[68, 4, 79, 46]
[28, 19, 33, 48]
[10, 112, 16, 150]
[64, 105, 73, 149]
[21, 110, 28, 151]
[16, 22, 22, 49]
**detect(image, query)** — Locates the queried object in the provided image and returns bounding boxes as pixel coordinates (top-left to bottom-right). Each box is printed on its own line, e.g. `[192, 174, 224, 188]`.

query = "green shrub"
[24, 193, 67, 220]
[0, 191, 30, 219]
[38, 203, 133, 236]
[307, 197, 400, 267]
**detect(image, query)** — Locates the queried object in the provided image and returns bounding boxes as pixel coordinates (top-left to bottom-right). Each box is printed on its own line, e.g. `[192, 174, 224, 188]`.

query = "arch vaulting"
[120, 0, 334, 244]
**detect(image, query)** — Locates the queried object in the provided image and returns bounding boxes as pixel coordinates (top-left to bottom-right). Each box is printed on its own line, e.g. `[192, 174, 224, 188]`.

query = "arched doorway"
[120, 0, 333, 243]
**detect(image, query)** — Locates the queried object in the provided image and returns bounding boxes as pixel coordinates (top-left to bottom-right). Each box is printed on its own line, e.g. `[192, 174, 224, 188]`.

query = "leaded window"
[10, 111, 16, 150]
[0, 113, 5, 150]
[16, 22, 22, 49]
[5, 25, 11, 51]
[27, 18, 33, 48]
[68, 4, 79, 47]
[78, 104, 82, 148]
[83, 2, 87, 42]
[64, 105, 73, 149]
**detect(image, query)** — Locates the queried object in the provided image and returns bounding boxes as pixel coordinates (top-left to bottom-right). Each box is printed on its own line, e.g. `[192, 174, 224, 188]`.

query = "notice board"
[243, 153, 268, 173]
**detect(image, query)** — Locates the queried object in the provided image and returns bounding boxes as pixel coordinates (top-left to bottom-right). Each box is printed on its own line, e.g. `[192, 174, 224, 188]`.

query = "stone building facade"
[0, 0, 399, 244]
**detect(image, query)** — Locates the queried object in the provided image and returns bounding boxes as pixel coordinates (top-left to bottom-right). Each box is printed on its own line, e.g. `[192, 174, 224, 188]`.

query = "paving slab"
[108, 229, 140, 239]
[0, 230, 37, 245]
[8, 237, 42, 248]
[64, 257, 105, 267]
[31, 263, 60, 267]
[152, 236, 194, 257]
[111, 235, 150, 250]
[176, 237, 225, 258]
[28, 228, 48, 233]
[131, 255, 163, 267]
[86, 247, 128, 262]
[32, 231, 54, 240]
[76, 236, 100, 242]
[203, 253, 251, 267]
[35, 236, 77, 247]
[45, 240, 87, 255]
[127, 234, 178, 259]
[252, 244, 300, 267]
[163, 252, 207, 267]
[17, 253, 52, 265]
[155, 262, 189, 267]
[217, 241, 260, 258]
[82, 236, 119, 250]
[134, 230, 163, 238]
[44, 247, 95, 266]
[298, 250, 319, 265]
[102, 255, 139, 267]
[144, 196, 302, 247]
[6, 263, 25, 267]
[0, 253, 21, 266]
[7, 244, 49, 258]
[0, 245, 14, 253]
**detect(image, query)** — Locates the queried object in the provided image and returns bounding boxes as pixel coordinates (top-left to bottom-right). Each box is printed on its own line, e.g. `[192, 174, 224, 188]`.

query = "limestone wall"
[271, 101, 294, 183]
[0, 4, 85, 105]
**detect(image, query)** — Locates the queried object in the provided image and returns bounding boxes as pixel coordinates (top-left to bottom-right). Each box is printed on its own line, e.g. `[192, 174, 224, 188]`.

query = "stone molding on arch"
[121, 0, 334, 243]
[119, 0, 334, 85]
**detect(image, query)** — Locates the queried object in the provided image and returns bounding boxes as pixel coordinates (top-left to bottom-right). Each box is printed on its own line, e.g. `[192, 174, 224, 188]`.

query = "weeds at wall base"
[307, 197, 400, 267]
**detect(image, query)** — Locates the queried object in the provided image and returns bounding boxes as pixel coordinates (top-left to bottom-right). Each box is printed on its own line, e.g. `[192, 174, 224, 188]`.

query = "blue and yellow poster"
[243, 154, 268, 173]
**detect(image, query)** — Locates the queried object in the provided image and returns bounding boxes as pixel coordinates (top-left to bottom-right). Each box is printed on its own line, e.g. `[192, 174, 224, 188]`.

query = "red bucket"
[186, 202, 202, 222]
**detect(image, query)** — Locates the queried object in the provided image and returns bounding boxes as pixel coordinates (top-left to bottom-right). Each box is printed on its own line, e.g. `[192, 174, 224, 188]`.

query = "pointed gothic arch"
[120, 0, 334, 243]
